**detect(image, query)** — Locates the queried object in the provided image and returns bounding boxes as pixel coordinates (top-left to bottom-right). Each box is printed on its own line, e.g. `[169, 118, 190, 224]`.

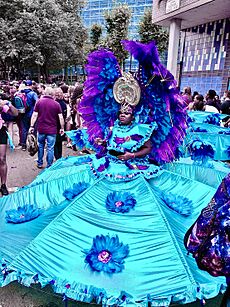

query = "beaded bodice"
[107, 120, 157, 153]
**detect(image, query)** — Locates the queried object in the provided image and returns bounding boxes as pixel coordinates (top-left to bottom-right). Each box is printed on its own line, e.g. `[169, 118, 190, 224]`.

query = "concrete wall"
[152, 0, 213, 28]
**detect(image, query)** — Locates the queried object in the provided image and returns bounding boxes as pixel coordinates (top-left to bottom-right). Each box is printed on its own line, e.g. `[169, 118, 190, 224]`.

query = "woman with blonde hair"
[182, 86, 193, 106]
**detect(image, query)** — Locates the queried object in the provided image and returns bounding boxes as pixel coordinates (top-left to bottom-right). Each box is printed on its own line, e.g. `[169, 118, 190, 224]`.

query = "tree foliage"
[138, 9, 168, 54]
[56, 0, 85, 12]
[104, 4, 131, 64]
[90, 24, 102, 49]
[0, 0, 87, 80]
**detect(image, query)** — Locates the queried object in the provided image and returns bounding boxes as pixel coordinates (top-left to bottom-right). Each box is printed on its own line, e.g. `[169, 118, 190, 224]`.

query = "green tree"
[138, 9, 168, 54]
[56, 0, 85, 12]
[0, 0, 24, 20]
[0, 0, 33, 78]
[0, 17, 12, 79]
[0, 0, 87, 81]
[104, 4, 131, 65]
[54, 0, 87, 81]
[90, 24, 102, 49]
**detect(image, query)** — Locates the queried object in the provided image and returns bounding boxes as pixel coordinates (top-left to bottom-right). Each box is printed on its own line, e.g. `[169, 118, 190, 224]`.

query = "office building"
[152, 0, 230, 95]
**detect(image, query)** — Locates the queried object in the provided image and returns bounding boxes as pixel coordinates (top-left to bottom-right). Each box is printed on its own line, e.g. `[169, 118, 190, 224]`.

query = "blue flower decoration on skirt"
[188, 139, 215, 165]
[84, 234, 129, 274]
[63, 182, 89, 200]
[203, 113, 221, 126]
[5, 204, 42, 223]
[161, 192, 193, 216]
[106, 191, 136, 213]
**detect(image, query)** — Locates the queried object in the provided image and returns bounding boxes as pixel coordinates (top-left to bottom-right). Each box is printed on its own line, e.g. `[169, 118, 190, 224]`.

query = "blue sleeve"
[33, 92, 38, 102]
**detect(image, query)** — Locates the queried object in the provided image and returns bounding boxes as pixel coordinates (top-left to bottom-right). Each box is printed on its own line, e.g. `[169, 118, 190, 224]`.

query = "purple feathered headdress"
[79, 40, 188, 163]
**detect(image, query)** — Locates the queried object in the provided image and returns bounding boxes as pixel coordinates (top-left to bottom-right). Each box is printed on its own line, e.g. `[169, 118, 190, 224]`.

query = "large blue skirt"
[0, 155, 229, 306]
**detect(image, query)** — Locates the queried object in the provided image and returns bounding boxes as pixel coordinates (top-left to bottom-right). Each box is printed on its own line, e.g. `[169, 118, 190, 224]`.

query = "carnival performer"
[103, 105, 152, 161]
[0, 40, 228, 306]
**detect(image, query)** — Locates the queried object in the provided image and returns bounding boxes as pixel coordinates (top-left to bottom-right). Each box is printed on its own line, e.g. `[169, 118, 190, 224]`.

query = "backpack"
[14, 92, 29, 113]
[27, 133, 38, 156]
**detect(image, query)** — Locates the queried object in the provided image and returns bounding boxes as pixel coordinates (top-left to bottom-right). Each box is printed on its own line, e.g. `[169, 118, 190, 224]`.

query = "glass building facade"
[82, 0, 153, 39]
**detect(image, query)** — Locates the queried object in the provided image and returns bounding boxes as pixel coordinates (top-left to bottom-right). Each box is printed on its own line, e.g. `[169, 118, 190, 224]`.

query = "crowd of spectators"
[182, 86, 230, 115]
[0, 79, 83, 195]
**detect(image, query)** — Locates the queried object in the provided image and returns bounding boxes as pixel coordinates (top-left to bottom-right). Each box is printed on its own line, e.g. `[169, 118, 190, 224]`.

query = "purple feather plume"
[122, 40, 188, 164]
[79, 48, 121, 154]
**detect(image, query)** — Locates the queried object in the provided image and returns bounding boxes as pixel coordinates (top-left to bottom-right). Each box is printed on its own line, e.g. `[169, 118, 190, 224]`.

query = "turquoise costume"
[0, 41, 229, 306]
[107, 119, 157, 154]
[91, 120, 160, 178]
[0, 120, 229, 306]
[185, 111, 230, 161]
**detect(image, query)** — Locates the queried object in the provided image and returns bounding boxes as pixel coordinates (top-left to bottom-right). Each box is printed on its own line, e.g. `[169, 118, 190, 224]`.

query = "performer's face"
[119, 111, 133, 125]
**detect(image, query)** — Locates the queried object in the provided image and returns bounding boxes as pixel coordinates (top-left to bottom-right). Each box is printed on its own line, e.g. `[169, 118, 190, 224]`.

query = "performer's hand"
[60, 128, 65, 135]
[118, 152, 135, 161]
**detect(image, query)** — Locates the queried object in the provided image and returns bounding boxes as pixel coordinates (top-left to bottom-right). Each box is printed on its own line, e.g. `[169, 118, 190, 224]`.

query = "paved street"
[2, 124, 73, 194]
[7, 145, 41, 192]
